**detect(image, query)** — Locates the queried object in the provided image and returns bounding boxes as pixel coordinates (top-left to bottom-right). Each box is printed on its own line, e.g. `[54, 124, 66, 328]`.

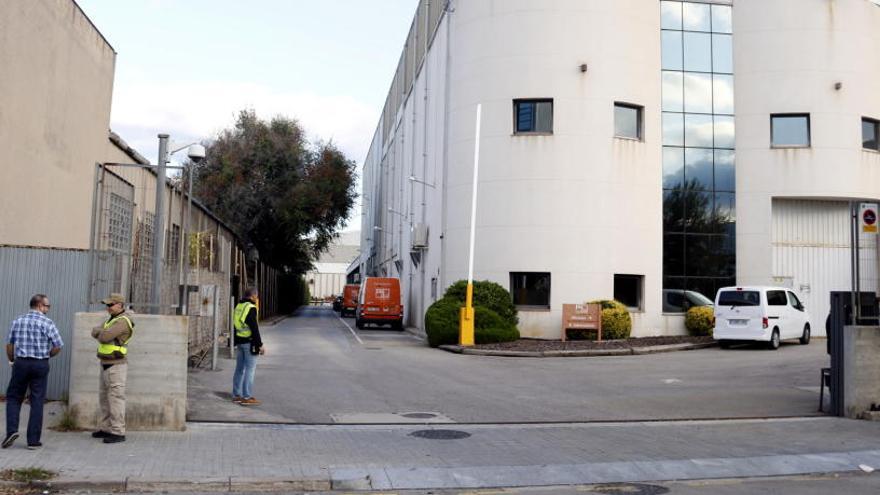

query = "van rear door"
[716, 289, 764, 335]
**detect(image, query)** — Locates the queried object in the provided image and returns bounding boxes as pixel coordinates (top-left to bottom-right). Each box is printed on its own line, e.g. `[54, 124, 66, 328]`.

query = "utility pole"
[151, 134, 170, 314]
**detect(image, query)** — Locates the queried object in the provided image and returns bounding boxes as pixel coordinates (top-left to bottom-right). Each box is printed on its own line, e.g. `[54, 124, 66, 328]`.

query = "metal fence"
[0, 246, 92, 400]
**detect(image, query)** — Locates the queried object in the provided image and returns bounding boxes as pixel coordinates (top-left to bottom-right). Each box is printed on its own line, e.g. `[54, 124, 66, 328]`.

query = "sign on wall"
[860, 203, 878, 234]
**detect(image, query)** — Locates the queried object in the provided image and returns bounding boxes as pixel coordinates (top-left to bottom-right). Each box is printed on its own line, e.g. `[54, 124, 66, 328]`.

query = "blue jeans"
[232, 343, 257, 398]
[6, 358, 49, 445]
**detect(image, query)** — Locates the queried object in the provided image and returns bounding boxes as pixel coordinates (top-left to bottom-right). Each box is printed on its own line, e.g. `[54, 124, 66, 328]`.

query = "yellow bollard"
[459, 282, 475, 346]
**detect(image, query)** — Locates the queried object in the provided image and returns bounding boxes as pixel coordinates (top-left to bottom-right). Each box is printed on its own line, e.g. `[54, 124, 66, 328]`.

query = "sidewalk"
[0, 417, 878, 491]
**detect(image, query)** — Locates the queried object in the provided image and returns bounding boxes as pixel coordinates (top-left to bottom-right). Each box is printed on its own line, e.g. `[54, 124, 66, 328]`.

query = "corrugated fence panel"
[0, 246, 92, 399]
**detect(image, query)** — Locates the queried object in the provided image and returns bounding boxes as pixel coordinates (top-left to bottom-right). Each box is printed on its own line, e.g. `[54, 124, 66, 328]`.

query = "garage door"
[771, 199, 878, 336]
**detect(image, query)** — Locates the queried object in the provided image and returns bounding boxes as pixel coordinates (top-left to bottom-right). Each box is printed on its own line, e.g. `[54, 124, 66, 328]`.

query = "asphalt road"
[187, 306, 828, 424]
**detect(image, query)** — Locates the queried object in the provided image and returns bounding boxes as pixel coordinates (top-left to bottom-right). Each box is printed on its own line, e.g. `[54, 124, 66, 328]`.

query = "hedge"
[425, 297, 520, 347]
[443, 280, 519, 327]
[588, 299, 632, 340]
[685, 306, 715, 337]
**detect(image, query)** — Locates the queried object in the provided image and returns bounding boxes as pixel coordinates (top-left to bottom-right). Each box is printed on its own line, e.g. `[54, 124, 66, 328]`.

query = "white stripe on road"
[336, 314, 364, 345]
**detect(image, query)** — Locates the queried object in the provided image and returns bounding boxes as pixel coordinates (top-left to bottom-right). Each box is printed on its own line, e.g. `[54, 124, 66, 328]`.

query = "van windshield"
[718, 291, 760, 307]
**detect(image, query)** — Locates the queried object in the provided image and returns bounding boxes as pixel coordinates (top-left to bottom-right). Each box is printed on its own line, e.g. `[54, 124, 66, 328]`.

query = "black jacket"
[234, 301, 262, 350]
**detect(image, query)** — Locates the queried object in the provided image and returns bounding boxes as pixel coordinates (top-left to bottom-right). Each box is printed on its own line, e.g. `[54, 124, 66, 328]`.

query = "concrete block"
[69, 312, 188, 431]
[843, 326, 880, 419]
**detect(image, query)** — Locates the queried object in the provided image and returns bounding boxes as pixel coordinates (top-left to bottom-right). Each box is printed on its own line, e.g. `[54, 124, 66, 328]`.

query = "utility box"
[411, 223, 429, 249]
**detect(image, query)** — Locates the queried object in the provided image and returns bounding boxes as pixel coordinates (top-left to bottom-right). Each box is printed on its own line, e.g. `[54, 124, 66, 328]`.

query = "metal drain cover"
[591, 484, 670, 495]
[401, 412, 437, 419]
[410, 429, 471, 440]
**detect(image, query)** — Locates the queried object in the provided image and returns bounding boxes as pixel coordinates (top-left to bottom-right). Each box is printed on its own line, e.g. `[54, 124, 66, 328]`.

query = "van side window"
[767, 290, 787, 306]
[787, 291, 804, 311]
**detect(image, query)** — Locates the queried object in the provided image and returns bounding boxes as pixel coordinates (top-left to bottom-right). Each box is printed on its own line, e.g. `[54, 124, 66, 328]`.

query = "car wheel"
[799, 324, 811, 345]
[767, 329, 780, 350]
[355, 319, 364, 330]
[719, 340, 732, 349]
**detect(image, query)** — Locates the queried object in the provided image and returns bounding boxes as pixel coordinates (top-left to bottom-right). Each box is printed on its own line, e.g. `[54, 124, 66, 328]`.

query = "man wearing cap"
[3, 294, 63, 450]
[90, 293, 134, 444]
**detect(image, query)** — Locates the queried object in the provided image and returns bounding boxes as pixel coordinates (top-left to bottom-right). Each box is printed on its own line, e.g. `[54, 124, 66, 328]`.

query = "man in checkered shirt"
[3, 294, 63, 450]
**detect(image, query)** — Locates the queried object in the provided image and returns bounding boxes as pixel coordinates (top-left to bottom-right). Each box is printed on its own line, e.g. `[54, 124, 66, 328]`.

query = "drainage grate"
[591, 484, 670, 495]
[410, 429, 471, 440]
[401, 413, 437, 419]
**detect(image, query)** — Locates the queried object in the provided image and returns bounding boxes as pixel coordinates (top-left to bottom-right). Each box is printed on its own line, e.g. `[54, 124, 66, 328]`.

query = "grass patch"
[0, 468, 56, 483]
[49, 405, 83, 432]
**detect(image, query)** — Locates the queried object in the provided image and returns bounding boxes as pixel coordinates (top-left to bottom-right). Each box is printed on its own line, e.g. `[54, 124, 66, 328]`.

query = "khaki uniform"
[91, 315, 132, 435]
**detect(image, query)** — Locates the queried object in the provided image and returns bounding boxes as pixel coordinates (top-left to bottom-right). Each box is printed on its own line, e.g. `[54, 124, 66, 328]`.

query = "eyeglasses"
[105, 303, 117, 308]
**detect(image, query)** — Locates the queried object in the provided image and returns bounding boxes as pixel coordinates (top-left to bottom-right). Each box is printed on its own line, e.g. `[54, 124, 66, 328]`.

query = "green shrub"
[444, 280, 518, 326]
[424, 297, 519, 347]
[685, 306, 715, 337]
[588, 299, 632, 340]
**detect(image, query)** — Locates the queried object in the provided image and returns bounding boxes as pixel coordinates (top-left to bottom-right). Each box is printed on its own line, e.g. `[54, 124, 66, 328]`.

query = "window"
[771, 114, 810, 147]
[614, 103, 643, 140]
[863, 117, 879, 151]
[510, 272, 551, 308]
[787, 291, 804, 311]
[767, 290, 788, 306]
[718, 290, 759, 307]
[614, 274, 644, 310]
[514, 99, 553, 134]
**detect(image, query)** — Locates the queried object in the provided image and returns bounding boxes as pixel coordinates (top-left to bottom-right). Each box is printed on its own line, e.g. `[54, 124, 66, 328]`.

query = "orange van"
[341, 284, 360, 317]
[355, 277, 404, 330]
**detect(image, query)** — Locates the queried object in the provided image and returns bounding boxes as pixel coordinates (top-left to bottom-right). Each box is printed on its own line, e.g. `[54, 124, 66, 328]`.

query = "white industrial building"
[358, 0, 880, 339]
[306, 231, 361, 300]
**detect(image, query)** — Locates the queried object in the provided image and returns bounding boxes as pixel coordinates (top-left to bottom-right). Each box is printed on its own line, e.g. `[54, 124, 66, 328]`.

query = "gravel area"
[475, 335, 714, 351]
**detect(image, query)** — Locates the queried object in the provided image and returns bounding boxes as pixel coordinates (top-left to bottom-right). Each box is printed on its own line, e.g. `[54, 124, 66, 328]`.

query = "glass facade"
[661, 1, 735, 304]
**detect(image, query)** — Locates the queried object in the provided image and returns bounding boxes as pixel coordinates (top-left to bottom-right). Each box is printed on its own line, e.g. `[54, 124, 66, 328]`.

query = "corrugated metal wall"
[772, 199, 878, 335]
[304, 272, 346, 300]
[0, 246, 92, 399]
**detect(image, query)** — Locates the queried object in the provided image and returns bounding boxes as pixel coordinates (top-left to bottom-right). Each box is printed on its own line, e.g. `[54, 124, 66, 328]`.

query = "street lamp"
[152, 134, 206, 314]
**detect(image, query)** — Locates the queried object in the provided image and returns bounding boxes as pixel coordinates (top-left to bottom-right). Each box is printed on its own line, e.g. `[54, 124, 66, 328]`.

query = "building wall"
[735, 0, 880, 314]
[0, 0, 116, 249]
[363, 0, 665, 338]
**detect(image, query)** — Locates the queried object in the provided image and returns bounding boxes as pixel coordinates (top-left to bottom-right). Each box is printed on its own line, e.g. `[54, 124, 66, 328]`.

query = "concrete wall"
[734, 0, 880, 287]
[0, 0, 116, 249]
[69, 312, 188, 431]
[843, 325, 880, 419]
[362, 0, 664, 338]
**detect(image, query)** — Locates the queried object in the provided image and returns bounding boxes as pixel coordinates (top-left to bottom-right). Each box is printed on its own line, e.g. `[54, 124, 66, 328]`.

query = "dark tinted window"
[788, 291, 803, 310]
[718, 290, 759, 306]
[510, 272, 551, 307]
[863, 118, 879, 151]
[615, 274, 643, 309]
[767, 290, 787, 306]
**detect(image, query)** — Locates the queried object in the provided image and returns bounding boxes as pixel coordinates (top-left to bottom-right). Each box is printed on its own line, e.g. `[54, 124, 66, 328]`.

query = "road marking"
[336, 314, 364, 345]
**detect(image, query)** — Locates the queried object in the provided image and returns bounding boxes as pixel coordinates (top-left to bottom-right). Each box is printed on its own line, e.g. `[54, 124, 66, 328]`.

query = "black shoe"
[26, 443, 41, 450]
[91, 430, 111, 438]
[1, 432, 18, 449]
[102, 434, 126, 444]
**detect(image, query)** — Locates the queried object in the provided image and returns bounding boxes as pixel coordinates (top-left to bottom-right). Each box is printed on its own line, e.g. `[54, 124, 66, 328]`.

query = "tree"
[188, 110, 357, 274]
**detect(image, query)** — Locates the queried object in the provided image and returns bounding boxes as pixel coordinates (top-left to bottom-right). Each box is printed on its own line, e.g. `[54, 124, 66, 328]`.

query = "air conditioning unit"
[411, 223, 429, 249]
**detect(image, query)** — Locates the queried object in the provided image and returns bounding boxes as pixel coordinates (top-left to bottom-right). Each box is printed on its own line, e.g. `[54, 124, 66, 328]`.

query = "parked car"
[332, 295, 343, 312]
[713, 286, 812, 350]
[662, 289, 714, 313]
[341, 284, 360, 317]
[355, 277, 403, 330]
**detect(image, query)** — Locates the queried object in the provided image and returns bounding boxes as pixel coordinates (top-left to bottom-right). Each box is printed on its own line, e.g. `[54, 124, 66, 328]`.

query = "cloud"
[110, 78, 376, 231]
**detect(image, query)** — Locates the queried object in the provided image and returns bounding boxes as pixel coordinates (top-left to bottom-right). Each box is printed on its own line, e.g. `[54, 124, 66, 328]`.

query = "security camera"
[186, 144, 206, 163]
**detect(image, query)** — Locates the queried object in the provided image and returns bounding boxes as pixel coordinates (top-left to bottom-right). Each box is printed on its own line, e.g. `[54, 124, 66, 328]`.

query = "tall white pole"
[467, 104, 482, 283]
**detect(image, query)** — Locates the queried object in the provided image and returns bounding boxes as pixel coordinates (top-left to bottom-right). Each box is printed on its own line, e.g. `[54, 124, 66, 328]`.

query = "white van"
[713, 286, 812, 350]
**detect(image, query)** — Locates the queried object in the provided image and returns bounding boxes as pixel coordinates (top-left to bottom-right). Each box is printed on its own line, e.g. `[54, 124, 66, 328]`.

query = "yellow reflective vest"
[97, 314, 134, 358]
[233, 301, 257, 338]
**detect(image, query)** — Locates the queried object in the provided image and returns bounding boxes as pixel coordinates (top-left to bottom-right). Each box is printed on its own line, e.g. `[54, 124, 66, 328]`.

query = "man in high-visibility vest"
[90, 293, 133, 444]
[232, 288, 264, 406]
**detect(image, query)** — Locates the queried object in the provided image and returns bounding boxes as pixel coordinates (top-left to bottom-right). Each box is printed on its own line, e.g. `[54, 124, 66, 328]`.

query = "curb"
[8, 475, 334, 493]
[439, 341, 718, 357]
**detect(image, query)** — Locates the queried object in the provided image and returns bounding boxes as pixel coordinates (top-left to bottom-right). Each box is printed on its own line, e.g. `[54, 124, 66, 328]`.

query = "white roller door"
[771, 199, 878, 336]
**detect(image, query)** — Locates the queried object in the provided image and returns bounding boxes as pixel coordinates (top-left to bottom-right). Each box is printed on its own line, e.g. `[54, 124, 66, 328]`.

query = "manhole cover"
[410, 429, 471, 440]
[401, 413, 437, 419]
[591, 484, 669, 495]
